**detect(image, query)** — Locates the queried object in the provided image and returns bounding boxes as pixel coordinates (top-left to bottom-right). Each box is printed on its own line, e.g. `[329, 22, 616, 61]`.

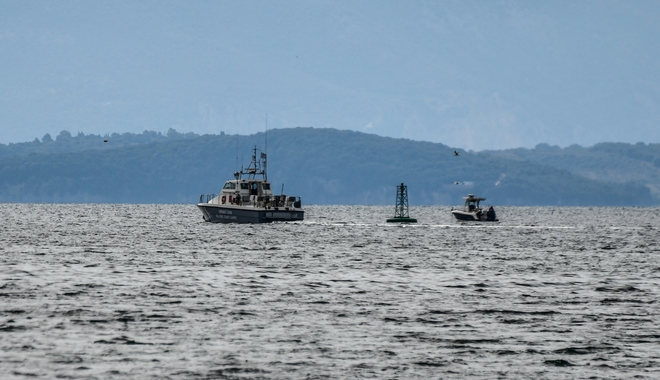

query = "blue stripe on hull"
[197, 204, 304, 224]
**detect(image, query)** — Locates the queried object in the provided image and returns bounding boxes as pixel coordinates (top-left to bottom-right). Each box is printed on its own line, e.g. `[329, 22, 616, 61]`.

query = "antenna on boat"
[264, 113, 268, 180]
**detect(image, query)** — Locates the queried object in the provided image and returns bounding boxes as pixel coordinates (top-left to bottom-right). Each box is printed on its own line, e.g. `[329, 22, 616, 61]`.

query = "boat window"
[223, 182, 236, 189]
[240, 183, 249, 190]
[262, 183, 271, 190]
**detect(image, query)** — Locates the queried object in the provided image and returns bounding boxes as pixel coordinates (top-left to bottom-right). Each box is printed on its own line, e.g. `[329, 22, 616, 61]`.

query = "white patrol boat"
[197, 147, 304, 223]
[451, 194, 498, 222]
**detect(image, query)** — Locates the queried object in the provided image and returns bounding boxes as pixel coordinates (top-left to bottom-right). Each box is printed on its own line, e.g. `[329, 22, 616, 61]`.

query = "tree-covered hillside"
[483, 142, 660, 199]
[0, 128, 655, 205]
[0, 128, 200, 159]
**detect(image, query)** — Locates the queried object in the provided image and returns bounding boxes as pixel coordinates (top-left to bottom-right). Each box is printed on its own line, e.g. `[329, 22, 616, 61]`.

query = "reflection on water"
[1, 204, 660, 378]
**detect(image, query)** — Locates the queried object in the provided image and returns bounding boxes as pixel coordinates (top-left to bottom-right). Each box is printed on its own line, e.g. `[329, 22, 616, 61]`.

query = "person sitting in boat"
[487, 206, 496, 221]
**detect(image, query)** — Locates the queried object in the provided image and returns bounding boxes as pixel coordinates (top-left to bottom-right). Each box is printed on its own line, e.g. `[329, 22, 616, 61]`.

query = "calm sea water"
[1, 204, 660, 379]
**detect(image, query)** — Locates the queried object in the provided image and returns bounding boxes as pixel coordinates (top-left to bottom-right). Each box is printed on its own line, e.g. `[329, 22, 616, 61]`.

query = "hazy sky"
[1, 0, 659, 150]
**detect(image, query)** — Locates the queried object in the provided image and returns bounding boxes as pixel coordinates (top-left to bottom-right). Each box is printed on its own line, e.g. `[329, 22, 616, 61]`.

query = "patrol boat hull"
[198, 203, 304, 224]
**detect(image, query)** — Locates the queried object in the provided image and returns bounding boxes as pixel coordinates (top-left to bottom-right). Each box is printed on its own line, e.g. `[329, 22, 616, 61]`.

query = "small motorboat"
[451, 194, 498, 222]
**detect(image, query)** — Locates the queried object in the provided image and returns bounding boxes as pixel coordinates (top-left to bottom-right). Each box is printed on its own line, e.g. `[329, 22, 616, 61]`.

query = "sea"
[1, 204, 659, 379]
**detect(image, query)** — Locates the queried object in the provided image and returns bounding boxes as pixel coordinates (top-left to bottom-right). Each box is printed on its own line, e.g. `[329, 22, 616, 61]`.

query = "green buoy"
[386, 182, 417, 223]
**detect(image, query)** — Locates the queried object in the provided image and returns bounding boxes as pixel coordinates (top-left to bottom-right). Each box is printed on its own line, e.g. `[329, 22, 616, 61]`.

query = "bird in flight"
[454, 151, 460, 156]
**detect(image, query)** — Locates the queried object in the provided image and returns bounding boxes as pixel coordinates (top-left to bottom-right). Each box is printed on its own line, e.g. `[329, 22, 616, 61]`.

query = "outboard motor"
[487, 206, 496, 221]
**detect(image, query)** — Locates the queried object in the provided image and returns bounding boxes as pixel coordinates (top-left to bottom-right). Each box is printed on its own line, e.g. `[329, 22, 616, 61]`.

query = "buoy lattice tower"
[395, 182, 410, 218]
[386, 182, 417, 223]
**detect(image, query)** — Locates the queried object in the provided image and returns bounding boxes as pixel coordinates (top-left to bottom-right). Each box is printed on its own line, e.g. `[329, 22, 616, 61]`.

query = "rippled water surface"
[1, 204, 660, 379]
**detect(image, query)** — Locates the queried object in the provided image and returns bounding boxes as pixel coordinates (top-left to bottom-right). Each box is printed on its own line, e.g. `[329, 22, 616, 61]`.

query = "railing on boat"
[199, 193, 302, 208]
[200, 194, 217, 203]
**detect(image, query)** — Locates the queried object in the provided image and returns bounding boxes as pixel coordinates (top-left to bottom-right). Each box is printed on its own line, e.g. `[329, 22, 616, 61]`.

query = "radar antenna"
[239, 146, 267, 180]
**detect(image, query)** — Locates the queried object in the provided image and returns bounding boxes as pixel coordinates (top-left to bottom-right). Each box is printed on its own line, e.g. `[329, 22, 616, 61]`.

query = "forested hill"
[0, 129, 199, 158]
[483, 143, 660, 200]
[0, 128, 657, 206]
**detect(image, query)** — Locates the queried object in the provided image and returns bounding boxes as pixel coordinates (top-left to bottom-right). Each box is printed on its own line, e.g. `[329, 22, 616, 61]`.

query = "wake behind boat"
[197, 147, 304, 223]
[451, 194, 498, 222]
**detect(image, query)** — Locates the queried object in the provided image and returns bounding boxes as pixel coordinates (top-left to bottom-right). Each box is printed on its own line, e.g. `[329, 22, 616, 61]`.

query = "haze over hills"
[1, 1, 659, 150]
[0, 128, 657, 206]
[484, 143, 660, 200]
